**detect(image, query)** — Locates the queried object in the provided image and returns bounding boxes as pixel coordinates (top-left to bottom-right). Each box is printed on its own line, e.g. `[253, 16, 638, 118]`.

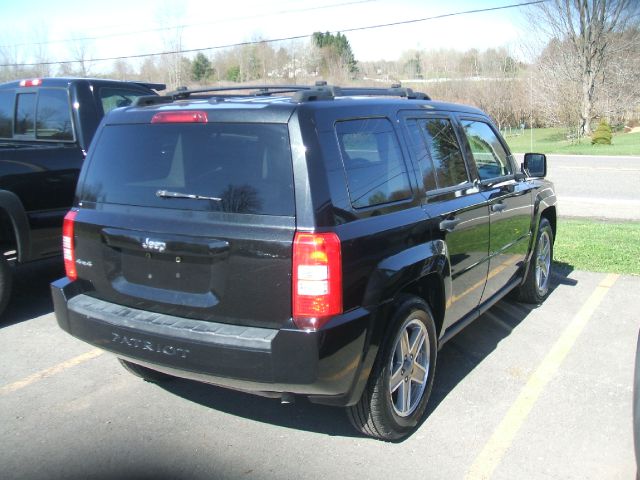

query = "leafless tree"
[598, 27, 640, 124]
[0, 34, 29, 81]
[30, 24, 51, 77]
[139, 57, 161, 82]
[67, 35, 94, 77]
[530, 0, 640, 135]
[112, 59, 132, 81]
[156, 4, 186, 89]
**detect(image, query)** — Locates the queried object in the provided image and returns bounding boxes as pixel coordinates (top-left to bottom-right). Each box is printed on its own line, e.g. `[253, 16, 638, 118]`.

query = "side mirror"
[523, 153, 547, 178]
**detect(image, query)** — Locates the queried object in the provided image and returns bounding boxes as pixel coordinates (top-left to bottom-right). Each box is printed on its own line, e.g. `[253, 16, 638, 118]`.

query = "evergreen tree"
[312, 31, 358, 76]
[192, 53, 214, 82]
[591, 119, 613, 145]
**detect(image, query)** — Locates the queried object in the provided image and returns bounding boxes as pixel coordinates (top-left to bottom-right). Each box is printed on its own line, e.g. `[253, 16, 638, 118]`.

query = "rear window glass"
[15, 93, 36, 136]
[81, 123, 294, 216]
[0, 91, 12, 138]
[418, 118, 469, 189]
[336, 118, 412, 209]
[405, 119, 437, 191]
[36, 88, 73, 140]
[100, 88, 149, 114]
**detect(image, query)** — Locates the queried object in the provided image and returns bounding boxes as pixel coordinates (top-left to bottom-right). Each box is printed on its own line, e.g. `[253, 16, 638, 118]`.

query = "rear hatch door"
[74, 119, 296, 329]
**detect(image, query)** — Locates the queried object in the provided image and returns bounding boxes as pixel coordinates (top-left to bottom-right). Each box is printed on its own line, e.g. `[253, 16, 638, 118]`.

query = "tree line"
[1, 1, 638, 138]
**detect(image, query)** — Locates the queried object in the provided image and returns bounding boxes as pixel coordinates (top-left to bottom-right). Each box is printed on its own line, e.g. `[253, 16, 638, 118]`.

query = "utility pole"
[530, 70, 533, 152]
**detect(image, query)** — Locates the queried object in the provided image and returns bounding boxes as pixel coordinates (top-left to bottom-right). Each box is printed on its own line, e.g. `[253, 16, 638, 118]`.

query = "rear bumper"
[51, 278, 373, 406]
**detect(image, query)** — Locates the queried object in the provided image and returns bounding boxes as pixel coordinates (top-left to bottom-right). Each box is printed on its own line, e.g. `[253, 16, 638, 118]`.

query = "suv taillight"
[151, 111, 208, 123]
[19, 78, 42, 87]
[63, 210, 78, 281]
[292, 232, 342, 330]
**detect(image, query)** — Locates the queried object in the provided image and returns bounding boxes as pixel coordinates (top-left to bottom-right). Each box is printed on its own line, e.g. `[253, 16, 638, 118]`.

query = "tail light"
[292, 232, 342, 330]
[151, 111, 208, 123]
[63, 210, 78, 281]
[19, 78, 42, 87]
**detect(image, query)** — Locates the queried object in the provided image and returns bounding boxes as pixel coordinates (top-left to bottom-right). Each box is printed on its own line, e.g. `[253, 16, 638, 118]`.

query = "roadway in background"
[515, 154, 640, 221]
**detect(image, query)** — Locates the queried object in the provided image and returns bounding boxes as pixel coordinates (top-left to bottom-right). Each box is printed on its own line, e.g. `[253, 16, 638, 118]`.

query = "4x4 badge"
[142, 238, 166, 253]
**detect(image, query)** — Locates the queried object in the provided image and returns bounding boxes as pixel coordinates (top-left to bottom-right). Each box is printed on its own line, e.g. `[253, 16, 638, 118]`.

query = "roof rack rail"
[291, 82, 430, 102]
[339, 86, 430, 100]
[132, 81, 166, 92]
[291, 81, 342, 102]
[132, 82, 430, 106]
[165, 85, 311, 98]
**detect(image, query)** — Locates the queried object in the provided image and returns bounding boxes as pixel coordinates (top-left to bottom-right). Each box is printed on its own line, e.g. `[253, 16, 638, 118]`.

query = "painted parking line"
[0, 349, 104, 396]
[465, 273, 619, 480]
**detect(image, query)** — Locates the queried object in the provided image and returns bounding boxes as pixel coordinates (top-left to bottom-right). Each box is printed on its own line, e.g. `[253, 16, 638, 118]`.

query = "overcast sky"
[0, 0, 538, 70]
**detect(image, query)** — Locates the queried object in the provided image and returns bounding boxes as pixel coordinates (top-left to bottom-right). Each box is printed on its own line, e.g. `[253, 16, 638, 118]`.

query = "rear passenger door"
[401, 113, 490, 331]
[458, 117, 534, 303]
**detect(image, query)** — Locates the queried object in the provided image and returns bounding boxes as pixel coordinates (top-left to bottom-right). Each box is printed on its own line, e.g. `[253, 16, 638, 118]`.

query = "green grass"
[554, 219, 640, 275]
[505, 127, 640, 156]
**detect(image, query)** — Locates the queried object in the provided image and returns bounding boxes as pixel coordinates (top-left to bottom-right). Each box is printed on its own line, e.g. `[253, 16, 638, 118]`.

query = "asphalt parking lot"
[0, 260, 637, 480]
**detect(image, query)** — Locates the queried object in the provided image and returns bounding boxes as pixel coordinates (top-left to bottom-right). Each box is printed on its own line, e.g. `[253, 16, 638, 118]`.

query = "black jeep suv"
[52, 83, 557, 440]
[0, 77, 165, 316]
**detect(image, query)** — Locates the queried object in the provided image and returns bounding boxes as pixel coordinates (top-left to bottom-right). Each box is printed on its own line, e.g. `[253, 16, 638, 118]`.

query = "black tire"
[517, 217, 554, 304]
[347, 296, 437, 441]
[118, 358, 175, 383]
[0, 255, 13, 319]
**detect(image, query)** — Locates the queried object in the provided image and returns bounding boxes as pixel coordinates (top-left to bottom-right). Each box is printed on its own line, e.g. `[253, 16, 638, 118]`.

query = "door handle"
[439, 218, 460, 232]
[491, 202, 506, 213]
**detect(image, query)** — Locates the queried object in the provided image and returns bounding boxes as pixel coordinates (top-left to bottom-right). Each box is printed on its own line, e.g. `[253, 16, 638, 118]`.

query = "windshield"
[81, 122, 294, 216]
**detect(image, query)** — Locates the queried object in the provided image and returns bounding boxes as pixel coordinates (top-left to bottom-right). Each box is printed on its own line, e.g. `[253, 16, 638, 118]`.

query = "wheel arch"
[344, 241, 450, 406]
[540, 205, 557, 242]
[361, 239, 450, 357]
[0, 190, 31, 263]
[396, 273, 446, 338]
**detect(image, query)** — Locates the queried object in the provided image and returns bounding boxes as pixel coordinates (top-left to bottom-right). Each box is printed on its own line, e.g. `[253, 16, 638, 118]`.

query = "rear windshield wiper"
[156, 190, 222, 202]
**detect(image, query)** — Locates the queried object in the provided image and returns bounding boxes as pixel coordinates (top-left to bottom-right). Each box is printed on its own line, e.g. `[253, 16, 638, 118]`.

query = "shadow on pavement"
[161, 378, 359, 438]
[424, 262, 575, 420]
[0, 258, 64, 328]
[160, 263, 577, 440]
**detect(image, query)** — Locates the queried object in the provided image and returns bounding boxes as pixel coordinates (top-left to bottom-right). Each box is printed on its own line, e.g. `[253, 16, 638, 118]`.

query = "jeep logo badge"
[142, 238, 166, 253]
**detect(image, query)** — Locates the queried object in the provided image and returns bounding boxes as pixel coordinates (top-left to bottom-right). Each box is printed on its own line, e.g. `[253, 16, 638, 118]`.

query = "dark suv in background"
[0, 77, 164, 316]
[52, 83, 557, 440]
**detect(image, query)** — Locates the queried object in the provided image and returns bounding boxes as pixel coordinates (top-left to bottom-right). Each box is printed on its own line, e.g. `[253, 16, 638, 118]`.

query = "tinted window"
[405, 119, 437, 191]
[81, 123, 294, 216]
[0, 91, 12, 138]
[100, 88, 149, 114]
[36, 88, 73, 140]
[418, 118, 468, 189]
[15, 93, 36, 136]
[461, 120, 512, 180]
[336, 118, 411, 209]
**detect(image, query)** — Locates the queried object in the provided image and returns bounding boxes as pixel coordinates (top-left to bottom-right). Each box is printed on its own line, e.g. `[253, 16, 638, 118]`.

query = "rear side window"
[2, 88, 73, 141]
[15, 93, 36, 136]
[405, 119, 437, 191]
[0, 91, 12, 138]
[417, 118, 468, 190]
[36, 89, 73, 140]
[336, 118, 411, 209]
[81, 123, 294, 216]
